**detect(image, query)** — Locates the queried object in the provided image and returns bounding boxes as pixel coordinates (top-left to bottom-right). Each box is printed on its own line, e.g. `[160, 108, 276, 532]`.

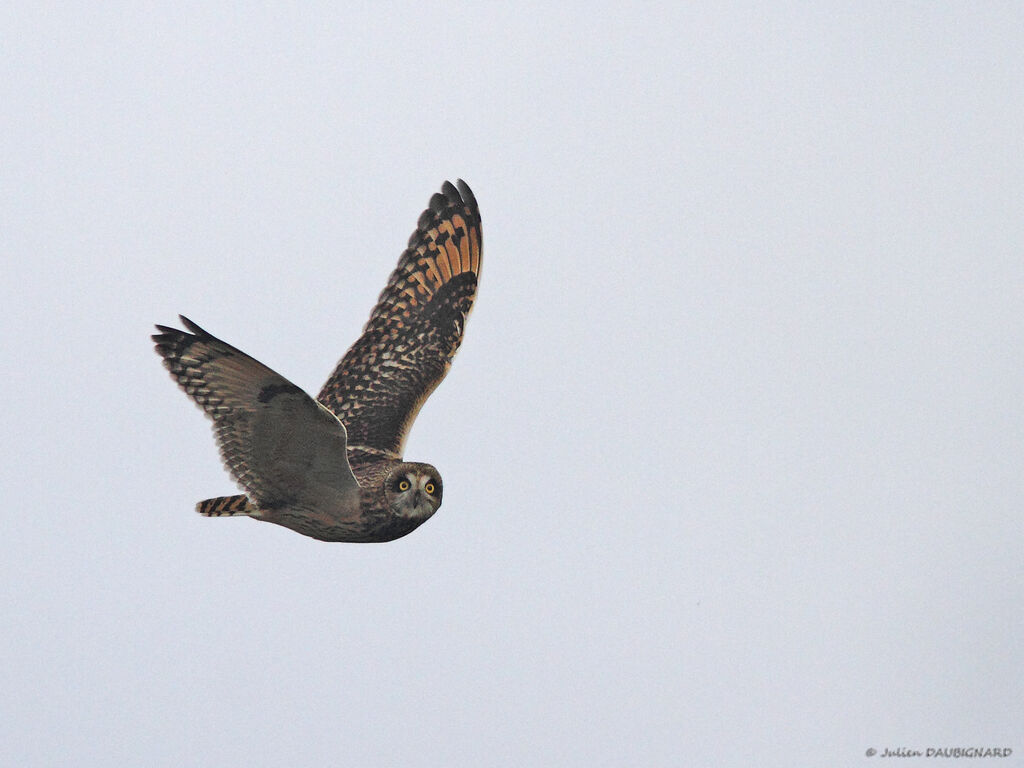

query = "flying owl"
[152, 180, 481, 542]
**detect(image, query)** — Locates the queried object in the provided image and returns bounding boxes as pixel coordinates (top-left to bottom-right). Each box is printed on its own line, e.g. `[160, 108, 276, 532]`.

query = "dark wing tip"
[440, 180, 460, 203]
[151, 315, 217, 341]
[455, 179, 478, 214]
[428, 192, 448, 213]
[152, 321, 190, 355]
[178, 315, 212, 338]
[152, 316, 217, 358]
[419, 180, 479, 227]
[439, 179, 478, 216]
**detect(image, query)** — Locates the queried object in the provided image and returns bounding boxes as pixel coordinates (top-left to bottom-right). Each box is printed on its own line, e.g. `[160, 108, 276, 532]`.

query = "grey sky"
[2, 2, 1022, 766]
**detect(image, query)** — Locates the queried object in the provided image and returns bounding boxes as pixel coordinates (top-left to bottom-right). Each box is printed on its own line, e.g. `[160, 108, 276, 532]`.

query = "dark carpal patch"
[257, 382, 303, 403]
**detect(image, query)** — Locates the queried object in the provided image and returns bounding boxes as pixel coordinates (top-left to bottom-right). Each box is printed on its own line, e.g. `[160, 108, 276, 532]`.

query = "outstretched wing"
[317, 179, 482, 458]
[153, 316, 361, 517]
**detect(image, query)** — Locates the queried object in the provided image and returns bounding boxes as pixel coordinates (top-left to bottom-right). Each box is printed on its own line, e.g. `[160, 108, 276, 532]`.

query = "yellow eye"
[398, 480, 410, 491]
[425, 482, 435, 495]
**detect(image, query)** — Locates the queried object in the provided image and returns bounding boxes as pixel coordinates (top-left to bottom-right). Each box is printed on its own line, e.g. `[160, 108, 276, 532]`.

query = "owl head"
[385, 462, 443, 521]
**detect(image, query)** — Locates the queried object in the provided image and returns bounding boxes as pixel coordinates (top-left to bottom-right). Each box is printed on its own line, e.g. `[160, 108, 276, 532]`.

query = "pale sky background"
[2, 3, 1022, 766]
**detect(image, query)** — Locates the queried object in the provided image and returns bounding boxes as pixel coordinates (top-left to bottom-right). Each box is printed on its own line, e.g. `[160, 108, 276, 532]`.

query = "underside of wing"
[153, 317, 361, 517]
[317, 179, 482, 458]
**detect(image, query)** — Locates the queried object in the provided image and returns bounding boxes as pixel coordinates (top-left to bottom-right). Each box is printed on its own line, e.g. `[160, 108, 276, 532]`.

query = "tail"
[196, 494, 259, 517]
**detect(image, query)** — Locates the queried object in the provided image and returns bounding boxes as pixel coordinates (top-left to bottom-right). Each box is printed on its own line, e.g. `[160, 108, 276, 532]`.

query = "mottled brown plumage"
[318, 180, 482, 457]
[153, 180, 481, 542]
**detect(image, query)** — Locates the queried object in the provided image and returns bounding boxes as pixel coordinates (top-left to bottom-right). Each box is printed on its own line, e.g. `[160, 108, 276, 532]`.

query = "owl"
[152, 180, 481, 542]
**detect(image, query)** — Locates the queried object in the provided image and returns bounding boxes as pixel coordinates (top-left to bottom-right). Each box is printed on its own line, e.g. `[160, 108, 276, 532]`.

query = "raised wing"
[153, 316, 361, 517]
[317, 179, 482, 458]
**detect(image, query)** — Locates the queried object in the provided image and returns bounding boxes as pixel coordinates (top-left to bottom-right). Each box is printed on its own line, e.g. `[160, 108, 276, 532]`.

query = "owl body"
[153, 180, 479, 543]
[247, 459, 442, 543]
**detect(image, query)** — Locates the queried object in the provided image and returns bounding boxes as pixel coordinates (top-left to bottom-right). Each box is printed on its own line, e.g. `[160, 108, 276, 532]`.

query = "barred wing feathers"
[317, 179, 482, 458]
[153, 317, 361, 518]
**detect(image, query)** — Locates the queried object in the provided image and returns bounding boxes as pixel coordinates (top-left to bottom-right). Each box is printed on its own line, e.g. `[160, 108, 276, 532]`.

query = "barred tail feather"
[196, 494, 258, 517]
